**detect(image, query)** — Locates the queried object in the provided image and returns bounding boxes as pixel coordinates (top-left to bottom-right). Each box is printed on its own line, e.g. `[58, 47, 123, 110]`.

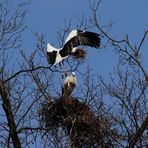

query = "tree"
[0, 0, 148, 147]
[0, 0, 29, 147]
[89, 1, 148, 147]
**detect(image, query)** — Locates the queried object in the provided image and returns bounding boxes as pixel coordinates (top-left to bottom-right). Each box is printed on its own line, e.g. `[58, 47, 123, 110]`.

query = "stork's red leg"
[59, 62, 64, 81]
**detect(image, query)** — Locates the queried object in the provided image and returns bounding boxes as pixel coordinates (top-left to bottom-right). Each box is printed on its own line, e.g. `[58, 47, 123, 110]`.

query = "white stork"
[47, 29, 101, 66]
[62, 72, 77, 98]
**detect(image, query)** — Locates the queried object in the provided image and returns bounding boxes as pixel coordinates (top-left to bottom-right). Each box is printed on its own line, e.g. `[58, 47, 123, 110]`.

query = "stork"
[47, 29, 101, 66]
[47, 29, 101, 79]
[62, 72, 77, 98]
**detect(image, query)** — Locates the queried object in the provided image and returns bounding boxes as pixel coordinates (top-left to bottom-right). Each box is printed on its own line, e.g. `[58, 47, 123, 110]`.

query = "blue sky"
[23, 0, 148, 112]
[5, 0, 148, 147]
[21, 0, 148, 87]
[25, 1, 147, 61]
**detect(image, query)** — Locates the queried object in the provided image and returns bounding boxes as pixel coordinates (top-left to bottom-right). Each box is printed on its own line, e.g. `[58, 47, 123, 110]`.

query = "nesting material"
[40, 98, 118, 147]
[73, 48, 87, 59]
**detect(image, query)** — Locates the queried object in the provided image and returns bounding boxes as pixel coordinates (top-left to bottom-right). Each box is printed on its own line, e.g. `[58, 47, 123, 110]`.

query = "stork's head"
[70, 72, 77, 86]
[71, 72, 75, 76]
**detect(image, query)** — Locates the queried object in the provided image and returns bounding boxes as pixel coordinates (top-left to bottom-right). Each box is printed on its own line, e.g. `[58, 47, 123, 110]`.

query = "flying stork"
[47, 29, 101, 66]
[62, 72, 77, 98]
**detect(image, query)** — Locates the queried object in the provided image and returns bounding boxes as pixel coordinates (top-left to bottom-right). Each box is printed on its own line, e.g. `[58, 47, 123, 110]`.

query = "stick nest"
[40, 97, 118, 147]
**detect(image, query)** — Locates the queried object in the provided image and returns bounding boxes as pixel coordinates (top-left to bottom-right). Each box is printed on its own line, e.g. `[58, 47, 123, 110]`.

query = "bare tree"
[0, 0, 29, 147]
[1, 0, 148, 147]
[88, 0, 148, 147]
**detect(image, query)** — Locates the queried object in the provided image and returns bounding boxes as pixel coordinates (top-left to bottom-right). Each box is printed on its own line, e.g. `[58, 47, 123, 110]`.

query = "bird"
[47, 29, 101, 66]
[62, 72, 77, 98]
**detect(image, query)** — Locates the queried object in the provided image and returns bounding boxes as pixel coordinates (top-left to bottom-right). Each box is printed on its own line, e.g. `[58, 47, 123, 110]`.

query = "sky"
[20, 0, 148, 88]
[4, 0, 148, 147]
[24, 0, 148, 68]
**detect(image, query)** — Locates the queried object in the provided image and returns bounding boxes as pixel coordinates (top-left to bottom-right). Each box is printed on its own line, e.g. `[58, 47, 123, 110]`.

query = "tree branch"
[129, 115, 148, 148]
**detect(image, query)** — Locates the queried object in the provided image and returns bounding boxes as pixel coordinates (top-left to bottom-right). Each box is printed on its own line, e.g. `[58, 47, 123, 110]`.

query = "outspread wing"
[47, 51, 57, 65]
[46, 43, 58, 65]
[59, 30, 101, 57]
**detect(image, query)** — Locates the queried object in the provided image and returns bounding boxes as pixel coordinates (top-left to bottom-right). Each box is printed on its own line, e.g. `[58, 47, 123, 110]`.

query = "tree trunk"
[0, 80, 21, 148]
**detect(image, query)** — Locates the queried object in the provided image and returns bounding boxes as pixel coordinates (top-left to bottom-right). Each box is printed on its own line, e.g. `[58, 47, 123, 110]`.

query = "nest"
[40, 97, 118, 147]
[73, 48, 87, 59]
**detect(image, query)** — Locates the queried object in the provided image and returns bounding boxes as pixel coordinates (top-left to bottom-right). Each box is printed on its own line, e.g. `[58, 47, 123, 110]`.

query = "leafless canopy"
[0, 0, 148, 147]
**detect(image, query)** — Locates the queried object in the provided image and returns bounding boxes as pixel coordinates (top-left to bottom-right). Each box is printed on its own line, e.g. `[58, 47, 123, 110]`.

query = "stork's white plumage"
[62, 72, 77, 98]
[47, 29, 101, 66]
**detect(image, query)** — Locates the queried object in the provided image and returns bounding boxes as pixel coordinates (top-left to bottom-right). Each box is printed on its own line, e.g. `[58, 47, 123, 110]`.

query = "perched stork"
[62, 72, 77, 98]
[47, 29, 101, 66]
